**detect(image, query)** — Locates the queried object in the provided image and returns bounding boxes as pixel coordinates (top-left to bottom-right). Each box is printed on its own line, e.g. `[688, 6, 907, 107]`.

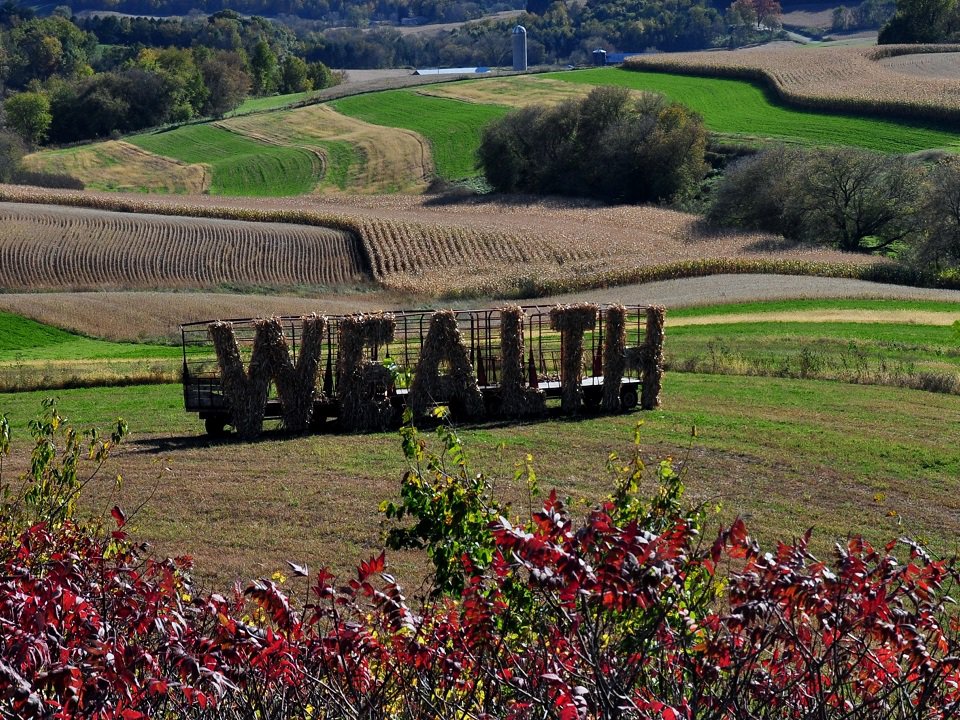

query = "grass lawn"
[1, 372, 957, 591]
[550, 68, 960, 154]
[332, 91, 509, 180]
[129, 125, 318, 196]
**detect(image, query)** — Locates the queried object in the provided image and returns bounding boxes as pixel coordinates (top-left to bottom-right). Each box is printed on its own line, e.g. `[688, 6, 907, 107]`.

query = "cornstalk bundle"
[267, 314, 327, 434]
[549, 303, 598, 413]
[208, 320, 274, 440]
[641, 306, 666, 410]
[602, 304, 627, 413]
[337, 313, 396, 432]
[498, 306, 546, 417]
[408, 310, 486, 419]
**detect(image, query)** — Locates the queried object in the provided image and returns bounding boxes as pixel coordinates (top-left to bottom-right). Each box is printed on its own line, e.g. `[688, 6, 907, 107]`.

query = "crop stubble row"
[0, 203, 368, 291]
[0, 186, 887, 299]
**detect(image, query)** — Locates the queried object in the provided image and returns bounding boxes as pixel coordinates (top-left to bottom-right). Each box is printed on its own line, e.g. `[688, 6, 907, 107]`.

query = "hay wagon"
[180, 304, 662, 436]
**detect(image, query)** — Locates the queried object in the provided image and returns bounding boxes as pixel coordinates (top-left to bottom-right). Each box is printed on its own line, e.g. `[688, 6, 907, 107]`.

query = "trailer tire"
[205, 416, 230, 438]
[620, 386, 639, 411]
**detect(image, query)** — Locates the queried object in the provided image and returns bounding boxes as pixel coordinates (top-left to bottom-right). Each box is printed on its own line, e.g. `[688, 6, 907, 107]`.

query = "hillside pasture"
[128, 125, 320, 196]
[624, 45, 960, 124]
[1, 373, 959, 589]
[551, 68, 960, 153]
[0, 201, 370, 292]
[21, 141, 209, 194]
[331, 90, 509, 180]
[219, 104, 433, 193]
[0, 312, 180, 391]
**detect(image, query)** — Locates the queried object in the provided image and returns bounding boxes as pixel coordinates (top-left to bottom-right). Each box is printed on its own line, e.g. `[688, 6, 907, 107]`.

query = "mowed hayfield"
[625, 44, 960, 122]
[0, 187, 887, 299]
[1, 370, 959, 590]
[0, 201, 370, 291]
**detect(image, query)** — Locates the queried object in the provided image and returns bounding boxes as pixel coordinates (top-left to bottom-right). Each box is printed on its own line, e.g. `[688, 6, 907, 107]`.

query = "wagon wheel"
[620, 386, 639, 411]
[583, 388, 602, 410]
[204, 415, 230, 438]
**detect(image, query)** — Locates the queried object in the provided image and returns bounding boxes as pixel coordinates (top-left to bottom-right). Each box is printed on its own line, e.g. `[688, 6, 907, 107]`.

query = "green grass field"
[666, 298, 960, 388]
[129, 125, 318, 196]
[0, 313, 180, 391]
[551, 68, 960, 154]
[230, 91, 315, 115]
[332, 91, 509, 180]
[0, 312, 178, 362]
[1, 371, 958, 588]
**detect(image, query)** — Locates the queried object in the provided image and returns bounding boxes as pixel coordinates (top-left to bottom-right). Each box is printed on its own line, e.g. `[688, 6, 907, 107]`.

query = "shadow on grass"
[130, 405, 648, 454]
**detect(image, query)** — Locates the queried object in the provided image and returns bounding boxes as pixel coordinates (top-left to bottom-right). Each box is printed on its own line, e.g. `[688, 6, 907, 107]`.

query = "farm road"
[534, 274, 960, 308]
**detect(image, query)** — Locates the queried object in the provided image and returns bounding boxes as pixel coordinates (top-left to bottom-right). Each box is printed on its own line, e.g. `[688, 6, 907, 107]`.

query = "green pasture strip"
[331, 91, 510, 180]
[549, 68, 960, 154]
[1, 373, 958, 571]
[669, 320, 959, 349]
[668, 298, 960, 318]
[667, 321, 960, 374]
[0, 312, 180, 363]
[231, 91, 315, 115]
[128, 125, 318, 196]
[315, 140, 358, 190]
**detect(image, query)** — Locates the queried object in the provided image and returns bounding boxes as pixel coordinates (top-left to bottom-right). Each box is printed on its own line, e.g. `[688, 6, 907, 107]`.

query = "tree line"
[0, 5, 339, 154]
[477, 89, 960, 282]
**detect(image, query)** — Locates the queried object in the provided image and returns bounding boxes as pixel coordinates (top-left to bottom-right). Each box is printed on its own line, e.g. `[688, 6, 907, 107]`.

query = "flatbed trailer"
[181, 304, 655, 435]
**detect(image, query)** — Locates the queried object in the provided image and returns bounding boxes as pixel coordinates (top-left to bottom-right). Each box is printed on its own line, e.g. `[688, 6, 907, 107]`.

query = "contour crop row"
[625, 45, 960, 124]
[0, 203, 369, 291]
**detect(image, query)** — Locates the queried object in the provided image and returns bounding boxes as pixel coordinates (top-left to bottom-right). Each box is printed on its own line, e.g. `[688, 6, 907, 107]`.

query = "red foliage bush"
[2, 413, 959, 719]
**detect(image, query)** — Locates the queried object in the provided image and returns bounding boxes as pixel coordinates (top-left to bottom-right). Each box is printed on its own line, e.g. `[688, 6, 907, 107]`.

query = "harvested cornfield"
[21, 141, 209, 194]
[625, 44, 960, 122]
[218, 105, 433, 194]
[0, 186, 889, 299]
[0, 202, 369, 291]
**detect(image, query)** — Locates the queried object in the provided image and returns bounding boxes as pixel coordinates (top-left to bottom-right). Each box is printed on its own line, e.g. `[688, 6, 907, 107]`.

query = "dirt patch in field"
[780, 5, 836, 29]
[22, 141, 209, 194]
[219, 105, 432, 193]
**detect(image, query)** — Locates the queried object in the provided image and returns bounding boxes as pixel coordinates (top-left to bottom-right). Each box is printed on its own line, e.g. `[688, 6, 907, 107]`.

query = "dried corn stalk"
[602, 304, 627, 412]
[209, 319, 274, 440]
[265, 314, 327, 433]
[338, 313, 396, 432]
[641, 306, 665, 410]
[549, 303, 598, 413]
[408, 310, 485, 419]
[498, 305, 545, 417]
